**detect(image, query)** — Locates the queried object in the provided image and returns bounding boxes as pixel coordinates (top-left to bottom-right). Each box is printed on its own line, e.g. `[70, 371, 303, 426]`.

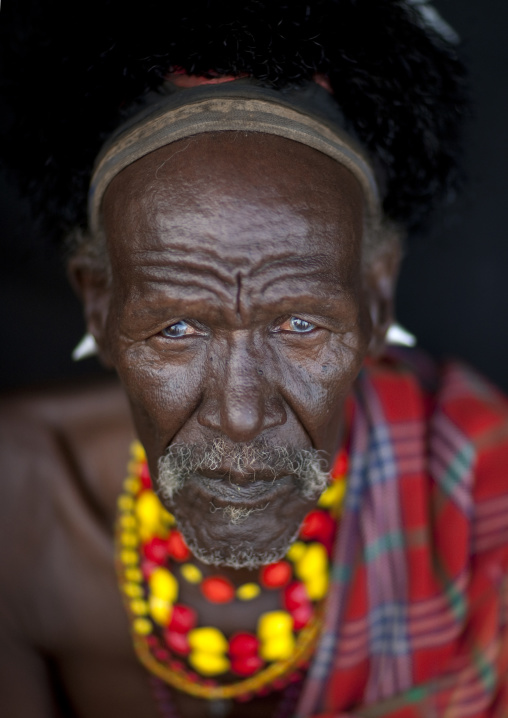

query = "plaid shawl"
[295, 350, 508, 718]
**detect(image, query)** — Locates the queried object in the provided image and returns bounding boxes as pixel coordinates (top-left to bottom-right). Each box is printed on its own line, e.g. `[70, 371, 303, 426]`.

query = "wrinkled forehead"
[102, 131, 366, 274]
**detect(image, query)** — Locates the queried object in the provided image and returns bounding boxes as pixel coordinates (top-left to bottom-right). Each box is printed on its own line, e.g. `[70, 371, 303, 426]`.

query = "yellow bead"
[160, 507, 176, 527]
[119, 514, 137, 530]
[236, 583, 261, 601]
[305, 571, 329, 601]
[286, 541, 306, 563]
[135, 491, 161, 530]
[188, 627, 228, 654]
[318, 480, 346, 508]
[296, 543, 328, 581]
[260, 633, 295, 662]
[139, 526, 169, 542]
[125, 568, 143, 582]
[130, 599, 149, 616]
[257, 611, 293, 642]
[118, 495, 135, 512]
[124, 582, 144, 598]
[188, 651, 230, 676]
[131, 441, 146, 462]
[139, 525, 156, 543]
[120, 531, 139, 548]
[124, 477, 141, 495]
[120, 549, 139, 566]
[127, 460, 139, 475]
[149, 568, 178, 603]
[133, 618, 152, 636]
[155, 526, 170, 540]
[149, 596, 173, 626]
[180, 564, 203, 584]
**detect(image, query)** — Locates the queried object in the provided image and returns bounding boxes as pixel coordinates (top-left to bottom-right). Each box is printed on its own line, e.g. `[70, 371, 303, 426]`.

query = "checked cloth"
[295, 350, 508, 717]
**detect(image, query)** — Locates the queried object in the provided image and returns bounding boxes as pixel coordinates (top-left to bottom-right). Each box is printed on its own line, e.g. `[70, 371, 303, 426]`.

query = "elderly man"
[1, 1, 507, 717]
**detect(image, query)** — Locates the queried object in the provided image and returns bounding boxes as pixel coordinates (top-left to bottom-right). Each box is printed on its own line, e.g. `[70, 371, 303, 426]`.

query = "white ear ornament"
[72, 333, 99, 361]
[386, 323, 417, 347]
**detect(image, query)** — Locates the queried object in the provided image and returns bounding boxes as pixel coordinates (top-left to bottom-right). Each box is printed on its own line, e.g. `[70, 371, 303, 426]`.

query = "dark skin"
[0, 132, 398, 717]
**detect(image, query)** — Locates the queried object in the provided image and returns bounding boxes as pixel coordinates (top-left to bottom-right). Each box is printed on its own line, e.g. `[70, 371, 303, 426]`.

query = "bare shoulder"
[0, 376, 134, 496]
[0, 374, 134, 466]
[0, 375, 132, 436]
[0, 377, 135, 639]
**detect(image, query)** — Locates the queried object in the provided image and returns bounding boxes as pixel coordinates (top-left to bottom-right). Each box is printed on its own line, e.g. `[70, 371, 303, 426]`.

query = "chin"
[173, 509, 303, 569]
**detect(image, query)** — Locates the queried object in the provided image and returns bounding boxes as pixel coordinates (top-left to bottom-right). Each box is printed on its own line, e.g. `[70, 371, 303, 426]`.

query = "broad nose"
[197, 333, 286, 442]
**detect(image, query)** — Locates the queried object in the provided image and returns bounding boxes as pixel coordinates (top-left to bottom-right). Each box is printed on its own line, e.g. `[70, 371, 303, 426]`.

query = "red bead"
[283, 581, 308, 611]
[142, 536, 168, 564]
[291, 601, 313, 630]
[140, 462, 152, 488]
[236, 693, 254, 703]
[146, 635, 159, 648]
[164, 629, 191, 656]
[166, 530, 190, 561]
[331, 449, 348, 479]
[299, 510, 335, 544]
[154, 647, 170, 662]
[231, 654, 264, 677]
[229, 632, 259, 657]
[168, 603, 197, 634]
[260, 560, 292, 589]
[272, 678, 287, 691]
[169, 658, 185, 671]
[201, 576, 235, 603]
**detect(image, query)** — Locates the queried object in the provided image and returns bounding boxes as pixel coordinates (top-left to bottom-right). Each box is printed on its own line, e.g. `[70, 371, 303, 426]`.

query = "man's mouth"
[156, 438, 330, 505]
[187, 472, 295, 509]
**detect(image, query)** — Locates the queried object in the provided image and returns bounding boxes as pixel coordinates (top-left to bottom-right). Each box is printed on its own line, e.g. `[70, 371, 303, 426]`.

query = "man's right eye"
[160, 320, 193, 338]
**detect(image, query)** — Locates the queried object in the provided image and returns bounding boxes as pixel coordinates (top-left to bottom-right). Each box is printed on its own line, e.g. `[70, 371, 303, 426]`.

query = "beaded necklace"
[115, 441, 347, 706]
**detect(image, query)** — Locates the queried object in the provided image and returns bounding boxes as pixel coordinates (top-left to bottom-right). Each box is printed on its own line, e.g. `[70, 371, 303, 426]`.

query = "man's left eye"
[280, 316, 316, 333]
[160, 320, 193, 338]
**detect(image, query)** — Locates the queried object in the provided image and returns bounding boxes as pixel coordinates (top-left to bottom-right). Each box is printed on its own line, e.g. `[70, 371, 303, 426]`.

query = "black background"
[1, 0, 507, 393]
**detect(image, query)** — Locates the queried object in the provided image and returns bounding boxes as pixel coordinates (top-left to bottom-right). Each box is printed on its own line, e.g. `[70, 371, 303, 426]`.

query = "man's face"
[95, 132, 382, 567]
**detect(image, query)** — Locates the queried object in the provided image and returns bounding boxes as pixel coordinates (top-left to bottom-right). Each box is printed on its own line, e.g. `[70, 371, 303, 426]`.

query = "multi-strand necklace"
[115, 441, 348, 706]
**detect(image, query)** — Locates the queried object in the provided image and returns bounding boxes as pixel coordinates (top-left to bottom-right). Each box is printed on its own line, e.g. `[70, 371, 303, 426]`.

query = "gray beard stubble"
[156, 438, 330, 568]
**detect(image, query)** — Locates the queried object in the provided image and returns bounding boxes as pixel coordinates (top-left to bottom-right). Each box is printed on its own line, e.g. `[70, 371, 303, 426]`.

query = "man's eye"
[280, 316, 316, 333]
[160, 320, 192, 338]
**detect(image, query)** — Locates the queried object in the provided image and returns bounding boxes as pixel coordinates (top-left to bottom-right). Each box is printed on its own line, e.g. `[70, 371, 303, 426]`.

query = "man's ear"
[364, 238, 402, 357]
[67, 255, 114, 368]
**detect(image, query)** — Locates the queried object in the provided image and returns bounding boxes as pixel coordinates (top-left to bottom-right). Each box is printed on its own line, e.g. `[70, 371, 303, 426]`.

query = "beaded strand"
[116, 441, 348, 703]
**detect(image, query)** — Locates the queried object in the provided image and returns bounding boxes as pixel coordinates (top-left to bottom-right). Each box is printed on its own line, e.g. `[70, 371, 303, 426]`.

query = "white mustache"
[157, 437, 330, 502]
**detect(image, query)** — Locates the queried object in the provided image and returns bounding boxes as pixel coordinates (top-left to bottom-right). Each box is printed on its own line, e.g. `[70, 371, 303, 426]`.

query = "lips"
[194, 463, 292, 484]
[187, 473, 295, 509]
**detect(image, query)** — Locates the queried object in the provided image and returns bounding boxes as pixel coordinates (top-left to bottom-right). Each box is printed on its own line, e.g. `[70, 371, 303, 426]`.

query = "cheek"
[112, 342, 204, 459]
[275, 338, 366, 446]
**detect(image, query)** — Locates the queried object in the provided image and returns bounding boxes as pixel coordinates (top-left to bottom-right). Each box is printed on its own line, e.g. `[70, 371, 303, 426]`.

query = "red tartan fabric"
[296, 352, 508, 718]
